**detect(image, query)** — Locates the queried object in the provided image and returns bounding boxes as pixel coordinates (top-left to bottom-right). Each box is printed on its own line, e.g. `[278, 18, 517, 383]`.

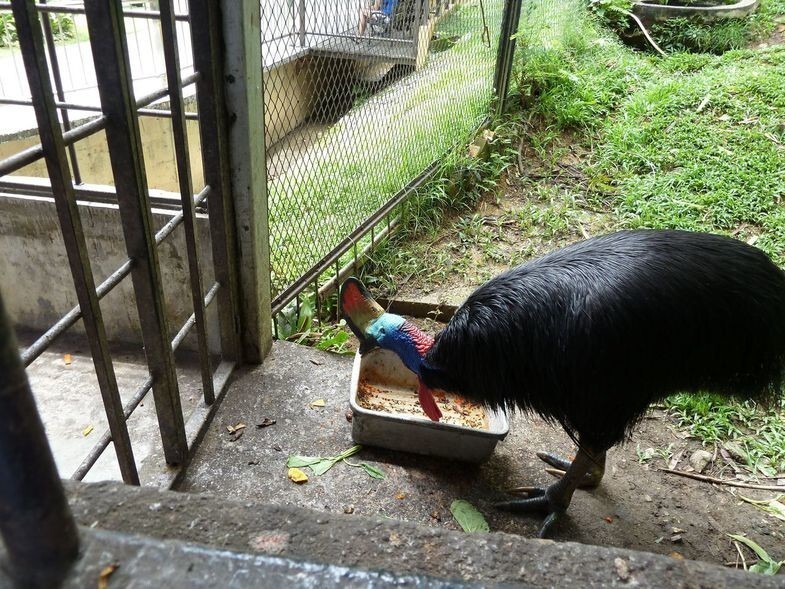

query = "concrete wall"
[0, 193, 219, 352]
[263, 58, 317, 146]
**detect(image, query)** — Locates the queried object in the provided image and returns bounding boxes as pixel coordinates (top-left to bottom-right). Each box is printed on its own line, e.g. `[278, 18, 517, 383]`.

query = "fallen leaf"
[98, 563, 118, 589]
[287, 467, 308, 484]
[669, 551, 684, 560]
[287, 455, 323, 468]
[226, 422, 246, 434]
[360, 463, 385, 479]
[82, 425, 94, 437]
[450, 500, 489, 533]
[64, 354, 72, 365]
[310, 399, 326, 408]
[604, 516, 613, 524]
[309, 359, 324, 365]
[256, 418, 276, 429]
[229, 429, 244, 442]
[395, 492, 406, 500]
[344, 505, 355, 514]
[738, 495, 785, 522]
[310, 458, 338, 476]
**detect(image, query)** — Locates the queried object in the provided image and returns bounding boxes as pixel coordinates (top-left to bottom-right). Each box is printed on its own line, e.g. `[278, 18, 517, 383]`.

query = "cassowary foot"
[495, 485, 567, 538]
[497, 445, 605, 538]
[537, 450, 606, 489]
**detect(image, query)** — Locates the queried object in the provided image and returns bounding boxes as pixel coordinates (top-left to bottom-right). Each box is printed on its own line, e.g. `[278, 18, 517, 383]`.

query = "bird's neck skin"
[393, 321, 434, 374]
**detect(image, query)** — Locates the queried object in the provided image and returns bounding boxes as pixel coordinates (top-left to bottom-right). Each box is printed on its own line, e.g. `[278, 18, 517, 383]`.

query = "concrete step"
[60, 480, 782, 588]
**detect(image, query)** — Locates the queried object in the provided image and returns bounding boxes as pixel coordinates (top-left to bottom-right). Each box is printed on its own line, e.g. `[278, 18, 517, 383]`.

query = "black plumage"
[422, 229, 785, 451]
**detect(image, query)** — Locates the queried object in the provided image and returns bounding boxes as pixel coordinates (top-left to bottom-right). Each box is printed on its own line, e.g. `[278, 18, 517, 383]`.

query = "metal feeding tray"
[349, 348, 509, 462]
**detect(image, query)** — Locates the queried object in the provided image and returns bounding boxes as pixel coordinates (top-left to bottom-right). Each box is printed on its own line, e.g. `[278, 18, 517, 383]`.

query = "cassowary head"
[340, 277, 443, 421]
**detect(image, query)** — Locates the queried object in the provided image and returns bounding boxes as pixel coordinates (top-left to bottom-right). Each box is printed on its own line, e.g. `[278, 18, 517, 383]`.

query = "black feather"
[422, 230, 785, 450]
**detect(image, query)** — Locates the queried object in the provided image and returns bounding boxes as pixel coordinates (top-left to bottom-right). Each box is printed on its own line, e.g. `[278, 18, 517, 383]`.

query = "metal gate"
[0, 0, 241, 485]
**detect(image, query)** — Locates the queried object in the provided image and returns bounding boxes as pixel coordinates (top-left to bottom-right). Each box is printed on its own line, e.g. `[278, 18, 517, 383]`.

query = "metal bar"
[84, 0, 187, 465]
[0, 115, 105, 178]
[20, 187, 211, 368]
[298, 0, 306, 47]
[40, 0, 81, 184]
[271, 158, 442, 314]
[0, 73, 200, 178]
[0, 176, 200, 210]
[0, 290, 79, 587]
[159, 0, 215, 404]
[190, 0, 243, 363]
[73, 280, 221, 482]
[493, 0, 523, 115]
[71, 376, 153, 482]
[0, 97, 199, 119]
[12, 0, 140, 484]
[29, 3, 189, 21]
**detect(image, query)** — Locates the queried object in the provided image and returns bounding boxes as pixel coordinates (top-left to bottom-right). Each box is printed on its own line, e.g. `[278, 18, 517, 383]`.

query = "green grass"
[648, 0, 785, 54]
[667, 394, 785, 476]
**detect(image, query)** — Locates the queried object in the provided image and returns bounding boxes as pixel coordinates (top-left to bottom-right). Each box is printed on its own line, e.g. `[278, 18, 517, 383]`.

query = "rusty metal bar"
[0, 288, 79, 588]
[40, 0, 81, 184]
[159, 0, 215, 404]
[190, 0, 242, 363]
[12, 0, 139, 484]
[84, 0, 187, 465]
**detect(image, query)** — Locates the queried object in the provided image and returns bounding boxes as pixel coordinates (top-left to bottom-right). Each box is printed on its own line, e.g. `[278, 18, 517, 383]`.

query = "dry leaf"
[310, 399, 326, 408]
[82, 425, 94, 437]
[229, 430, 244, 442]
[288, 467, 308, 484]
[64, 354, 72, 365]
[256, 418, 276, 429]
[226, 422, 246, 434]
[98, 563, 118, 589]
[669, 551, 685, 560]
[395, 492, 406, 500]
[604, 516, 613, 524]
[309, 359, 324, 365]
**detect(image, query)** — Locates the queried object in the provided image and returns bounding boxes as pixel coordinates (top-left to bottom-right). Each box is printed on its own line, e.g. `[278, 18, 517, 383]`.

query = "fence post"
[493, 0, 523, 116]
[219, 0, 274, 363]
[0, 289, 79, 588]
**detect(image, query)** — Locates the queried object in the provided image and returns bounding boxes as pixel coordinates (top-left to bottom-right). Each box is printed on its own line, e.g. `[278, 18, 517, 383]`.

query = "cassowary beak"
[339, 277, 385, 354]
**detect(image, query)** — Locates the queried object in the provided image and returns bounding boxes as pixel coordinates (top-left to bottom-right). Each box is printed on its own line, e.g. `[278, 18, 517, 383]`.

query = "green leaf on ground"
[728, 534, 784, 575]
[450, 500, 489, 533]
[286, 455, 323, 468]
[738, 495, 785, 522]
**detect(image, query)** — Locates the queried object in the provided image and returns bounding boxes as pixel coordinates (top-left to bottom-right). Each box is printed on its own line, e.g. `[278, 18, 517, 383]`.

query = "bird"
[339, 229, 785, 537]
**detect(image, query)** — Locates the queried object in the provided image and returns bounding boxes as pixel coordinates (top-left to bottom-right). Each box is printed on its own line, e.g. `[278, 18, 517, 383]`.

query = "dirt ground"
[359, 132, 785, 572]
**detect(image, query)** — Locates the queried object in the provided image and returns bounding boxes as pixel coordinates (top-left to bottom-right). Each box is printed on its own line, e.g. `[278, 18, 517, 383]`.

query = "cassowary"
[339, 230, 785, 537]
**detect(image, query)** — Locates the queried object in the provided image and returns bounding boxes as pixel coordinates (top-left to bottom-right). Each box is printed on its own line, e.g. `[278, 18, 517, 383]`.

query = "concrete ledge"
[64, 480, 783, 588]
[1, 526, 480, 589]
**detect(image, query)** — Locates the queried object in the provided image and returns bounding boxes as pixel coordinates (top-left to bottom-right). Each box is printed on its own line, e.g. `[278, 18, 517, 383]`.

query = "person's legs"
[358, 6, 371, 37]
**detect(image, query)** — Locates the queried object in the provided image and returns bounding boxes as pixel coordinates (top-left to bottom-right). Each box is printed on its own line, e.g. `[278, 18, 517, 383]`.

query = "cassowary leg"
[495, 446, 601, 538]
[537, 450, 606, 488]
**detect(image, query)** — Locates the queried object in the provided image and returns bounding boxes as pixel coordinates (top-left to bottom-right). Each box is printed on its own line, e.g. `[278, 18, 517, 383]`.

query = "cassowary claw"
[495, 488, 564, 538]
[537, 450, 606, 489]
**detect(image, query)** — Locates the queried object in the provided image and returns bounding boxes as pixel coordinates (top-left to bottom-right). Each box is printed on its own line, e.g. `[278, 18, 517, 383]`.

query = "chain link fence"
[261, 0, 505, 322]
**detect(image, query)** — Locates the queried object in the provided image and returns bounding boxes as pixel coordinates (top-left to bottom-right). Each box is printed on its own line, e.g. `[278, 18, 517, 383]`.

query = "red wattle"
[418, 378, 442, 422]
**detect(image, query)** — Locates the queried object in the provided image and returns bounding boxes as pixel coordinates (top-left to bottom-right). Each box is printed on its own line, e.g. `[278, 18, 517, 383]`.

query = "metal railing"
[0, 0, 241, 484]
